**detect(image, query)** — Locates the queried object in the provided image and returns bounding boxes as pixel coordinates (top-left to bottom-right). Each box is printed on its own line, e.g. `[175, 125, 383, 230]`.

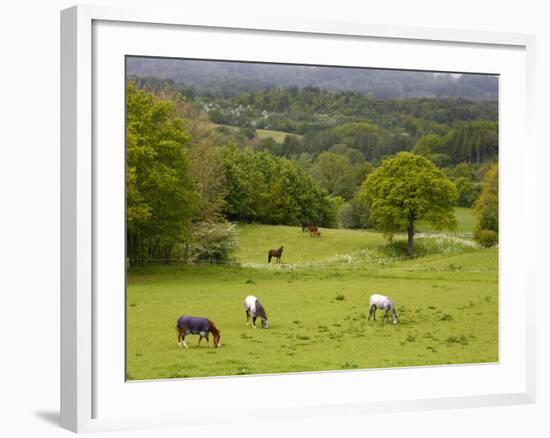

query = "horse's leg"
[368, 305, 373, 320]
[182, 335, 188, 349]
[372, 305, 377, 321]
[197, 335, 202, 347]
[177, 330, 182, 347]
[252, 316, 257, 328]
[245, 310, 250, 326]
[383, 309, 389, 322]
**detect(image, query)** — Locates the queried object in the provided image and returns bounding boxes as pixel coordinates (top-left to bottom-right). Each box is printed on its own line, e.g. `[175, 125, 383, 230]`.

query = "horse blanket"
[177, 316, 211, 337]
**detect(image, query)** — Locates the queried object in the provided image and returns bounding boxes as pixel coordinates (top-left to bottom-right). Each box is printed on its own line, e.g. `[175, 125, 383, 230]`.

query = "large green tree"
[359, 152, 458, 255]
[126, 82, 198, 265]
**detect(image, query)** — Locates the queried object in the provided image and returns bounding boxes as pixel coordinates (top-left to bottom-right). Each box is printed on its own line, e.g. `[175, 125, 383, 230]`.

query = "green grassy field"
[213, 123, 300, 143]
[256, 129, 301, 142]
[235, 224, 385, 264]
[127, 208, 498, 380]
[417, 207, 476, 234]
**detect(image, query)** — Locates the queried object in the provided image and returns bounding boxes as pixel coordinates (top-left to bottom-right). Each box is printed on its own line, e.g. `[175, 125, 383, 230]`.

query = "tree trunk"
[407, 222, 415, 257]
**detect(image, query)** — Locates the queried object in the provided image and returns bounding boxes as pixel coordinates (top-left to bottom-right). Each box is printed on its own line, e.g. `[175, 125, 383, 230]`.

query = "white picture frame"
[60, 4, 536, 433]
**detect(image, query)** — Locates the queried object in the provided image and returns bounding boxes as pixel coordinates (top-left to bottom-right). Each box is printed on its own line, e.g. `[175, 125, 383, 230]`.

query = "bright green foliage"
[474, 163, 498, 236]
[454, 177, 479, 207]
[126, 82, 199, 265]
[223, 147, 336, 227]
[359, 152, 458, 255]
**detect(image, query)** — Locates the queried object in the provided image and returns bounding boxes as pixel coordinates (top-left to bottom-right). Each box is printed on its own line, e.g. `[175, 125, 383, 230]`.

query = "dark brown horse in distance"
[308, 224, 318, 237]
[268, 246, 284, 264]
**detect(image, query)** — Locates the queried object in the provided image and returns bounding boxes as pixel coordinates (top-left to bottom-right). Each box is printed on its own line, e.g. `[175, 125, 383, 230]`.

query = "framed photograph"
[61, 5, 536, 433]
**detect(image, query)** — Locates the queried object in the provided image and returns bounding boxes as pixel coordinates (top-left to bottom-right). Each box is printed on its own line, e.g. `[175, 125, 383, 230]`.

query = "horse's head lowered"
[208, 319, 221, 348]
[213, 332, 221, 348]
[256, 300, 269, 329]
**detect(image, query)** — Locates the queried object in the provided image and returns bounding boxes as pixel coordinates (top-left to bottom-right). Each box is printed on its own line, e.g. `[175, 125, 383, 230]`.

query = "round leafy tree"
[359, 152, 458, 256]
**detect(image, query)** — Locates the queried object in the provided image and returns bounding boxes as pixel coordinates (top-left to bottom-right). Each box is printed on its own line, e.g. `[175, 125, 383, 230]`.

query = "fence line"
[128, 250, 488, 271]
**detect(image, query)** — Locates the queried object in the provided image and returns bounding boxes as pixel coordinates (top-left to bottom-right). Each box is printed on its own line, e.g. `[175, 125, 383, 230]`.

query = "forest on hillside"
[126, 66, 498, 265]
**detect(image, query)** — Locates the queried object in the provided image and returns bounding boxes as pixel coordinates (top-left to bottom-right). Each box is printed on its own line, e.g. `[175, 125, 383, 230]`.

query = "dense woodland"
[126, 75, 499, 265]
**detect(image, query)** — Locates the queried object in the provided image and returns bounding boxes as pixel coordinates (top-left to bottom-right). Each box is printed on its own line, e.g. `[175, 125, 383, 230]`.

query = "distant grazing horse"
[308, 224, 318, 237]
[313, 229, 321, 238]
[244, 295, 269, 328]
[302, 220, 312, 233]
[268, 246, 284, 264]
[368, 294, 398, 324]
[176, 315, 221, 349]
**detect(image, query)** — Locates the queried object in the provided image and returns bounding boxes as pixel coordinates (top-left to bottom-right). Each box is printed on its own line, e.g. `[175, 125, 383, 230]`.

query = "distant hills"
[127, 57, 498, 101]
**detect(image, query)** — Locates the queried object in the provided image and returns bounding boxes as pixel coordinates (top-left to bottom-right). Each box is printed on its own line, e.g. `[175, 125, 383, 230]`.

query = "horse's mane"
[255, 299, 267, 320]
[207, 319, 220, 336]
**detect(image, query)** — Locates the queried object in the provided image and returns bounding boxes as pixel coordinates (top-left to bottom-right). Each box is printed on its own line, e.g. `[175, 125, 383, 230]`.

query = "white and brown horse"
[244, 295, 269, 328]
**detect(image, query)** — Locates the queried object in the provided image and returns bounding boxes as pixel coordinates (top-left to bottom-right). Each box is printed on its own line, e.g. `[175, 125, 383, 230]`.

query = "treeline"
[130, 77, 498, 167]
[252, 119, 497, 169]
[126, 83, 335, 266]
[207, 88, 498, 168]
[209, 87, 497, 133]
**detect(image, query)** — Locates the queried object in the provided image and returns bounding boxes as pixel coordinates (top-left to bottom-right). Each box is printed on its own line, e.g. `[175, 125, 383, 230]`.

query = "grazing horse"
[368, 294, 398, 324]
[176, 316, 221, 349]
[308, 224, 318, 237]
[301, 220, 312, 233]
[313, 229, 321, 238]
[244, 295, 269, 328]
[268, 246, 284, 264]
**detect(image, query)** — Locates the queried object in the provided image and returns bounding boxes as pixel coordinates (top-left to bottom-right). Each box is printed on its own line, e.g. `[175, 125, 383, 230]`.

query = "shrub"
[187, 220, 239, 262]
[474, 229, 498, 247]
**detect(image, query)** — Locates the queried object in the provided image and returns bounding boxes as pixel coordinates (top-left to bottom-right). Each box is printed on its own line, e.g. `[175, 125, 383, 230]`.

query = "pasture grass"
[256, 129, 301, 142]
[126, 222, 498, 380]
[235, 224, 386, 265]
[417, 207, 476, 234]
[213, 123, 300, 143]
